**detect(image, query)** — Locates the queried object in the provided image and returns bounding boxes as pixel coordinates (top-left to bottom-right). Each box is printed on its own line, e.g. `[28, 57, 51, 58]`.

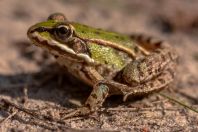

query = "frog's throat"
[30, 32, 94, 64]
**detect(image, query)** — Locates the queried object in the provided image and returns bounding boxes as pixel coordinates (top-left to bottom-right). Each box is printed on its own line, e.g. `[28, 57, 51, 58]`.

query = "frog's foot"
[62, 106, 92, 119]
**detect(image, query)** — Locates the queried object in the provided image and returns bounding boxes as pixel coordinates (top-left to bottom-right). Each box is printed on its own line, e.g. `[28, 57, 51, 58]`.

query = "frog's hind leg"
[121, 46, 178, 86]
[109, 60, 176, 101]
[123, 60, 177, 101]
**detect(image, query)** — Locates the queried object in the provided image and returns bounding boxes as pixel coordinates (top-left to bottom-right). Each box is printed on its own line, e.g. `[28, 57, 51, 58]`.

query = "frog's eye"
[54, 25, 73, 41]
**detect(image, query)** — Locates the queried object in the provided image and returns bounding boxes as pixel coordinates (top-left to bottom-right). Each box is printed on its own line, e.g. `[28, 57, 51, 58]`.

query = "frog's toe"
[62, 107, 92, 120]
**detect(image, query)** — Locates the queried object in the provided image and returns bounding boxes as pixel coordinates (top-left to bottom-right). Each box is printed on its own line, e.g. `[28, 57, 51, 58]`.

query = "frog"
[27, 13, 178, 118]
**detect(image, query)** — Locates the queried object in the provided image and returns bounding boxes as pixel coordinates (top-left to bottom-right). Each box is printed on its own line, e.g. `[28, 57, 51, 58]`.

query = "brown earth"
[0, 0, 198, 131]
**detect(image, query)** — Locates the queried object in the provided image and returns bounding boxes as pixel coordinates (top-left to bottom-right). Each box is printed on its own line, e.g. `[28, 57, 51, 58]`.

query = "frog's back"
[72, 22, 135, 49]
[72, 22, 134, 70]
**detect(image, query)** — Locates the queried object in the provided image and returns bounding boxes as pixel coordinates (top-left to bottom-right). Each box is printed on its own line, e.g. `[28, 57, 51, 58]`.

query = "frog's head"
[27, 13, 94, 63]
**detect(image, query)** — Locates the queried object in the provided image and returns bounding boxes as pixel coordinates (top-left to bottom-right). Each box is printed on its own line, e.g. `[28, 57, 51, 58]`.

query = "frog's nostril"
[29, 30, 34, 34]
[36, 27, 46, 32]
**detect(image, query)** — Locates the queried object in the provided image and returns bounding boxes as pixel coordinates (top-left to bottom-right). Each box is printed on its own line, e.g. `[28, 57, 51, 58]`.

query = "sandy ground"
[0, 0, 198, 131]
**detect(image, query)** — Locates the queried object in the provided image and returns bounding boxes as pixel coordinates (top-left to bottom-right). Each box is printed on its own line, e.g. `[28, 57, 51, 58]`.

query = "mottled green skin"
[72, 22, 134, 49]
[88, 43, 125, 69]
[72, 22, 135, 69]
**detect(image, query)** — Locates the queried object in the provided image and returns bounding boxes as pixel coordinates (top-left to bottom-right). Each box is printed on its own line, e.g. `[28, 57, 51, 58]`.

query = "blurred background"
[0, 0, 198, 131]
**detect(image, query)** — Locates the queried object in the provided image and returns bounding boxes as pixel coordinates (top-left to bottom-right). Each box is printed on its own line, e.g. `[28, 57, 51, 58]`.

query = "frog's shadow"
[0, 64, 87, 108]
[0, 63, 144, 109]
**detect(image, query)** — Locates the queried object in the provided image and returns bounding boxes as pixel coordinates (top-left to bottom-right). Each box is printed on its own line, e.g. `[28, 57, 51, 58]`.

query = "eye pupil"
[58, 27, 68, 34]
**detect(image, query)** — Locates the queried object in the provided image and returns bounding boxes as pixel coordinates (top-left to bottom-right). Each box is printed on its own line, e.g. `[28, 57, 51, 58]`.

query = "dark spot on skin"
[160, 54, 166, 62]
[137, 35, 143, 41]
[54, 55, 59, 58]
[118, 36, 125, 41]
[104, 60, 108, 64]
[149, 82, 154, 88]
[97, 28, 103, 31]
[139, 68, 145, 79]
[154, 42, 162, 47]
[134, 46, 139, 53]
[114, 35, 120, 39]
[155, 68, 160, 74]
[158, 78, 166, 84]
[91, 94, 97, 99]
[154, 49, 162, 54]
[148, 69, 153, 75]
[94, 31, 101, 35]
[146, 37, 151, 43]
[168, 69, 175, 78]
[81, 30, 86, 33]
[86, 47, 92, 58]
[168, 52, 173, 60]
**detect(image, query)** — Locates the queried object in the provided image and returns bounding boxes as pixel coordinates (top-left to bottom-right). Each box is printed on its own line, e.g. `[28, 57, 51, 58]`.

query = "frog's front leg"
[63, 83, 109, 119]
[63, 67, 110, 119]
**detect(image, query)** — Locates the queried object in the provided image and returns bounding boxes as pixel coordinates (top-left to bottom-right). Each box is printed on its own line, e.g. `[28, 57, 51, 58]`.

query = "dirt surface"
[0, 0, 198, 131]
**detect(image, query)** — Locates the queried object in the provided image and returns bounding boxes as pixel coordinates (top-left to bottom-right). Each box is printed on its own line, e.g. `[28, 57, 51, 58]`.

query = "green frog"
[27, 13, 178, 118]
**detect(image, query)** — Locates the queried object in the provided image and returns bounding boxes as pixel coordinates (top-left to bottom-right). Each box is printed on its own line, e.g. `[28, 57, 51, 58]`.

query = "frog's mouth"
[27, 27, 94, 64]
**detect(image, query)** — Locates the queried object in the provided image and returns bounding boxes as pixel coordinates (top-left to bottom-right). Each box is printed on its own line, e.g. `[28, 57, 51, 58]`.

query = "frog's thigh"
[106, 61, 176, 101]
[122, 47, 176, 85]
